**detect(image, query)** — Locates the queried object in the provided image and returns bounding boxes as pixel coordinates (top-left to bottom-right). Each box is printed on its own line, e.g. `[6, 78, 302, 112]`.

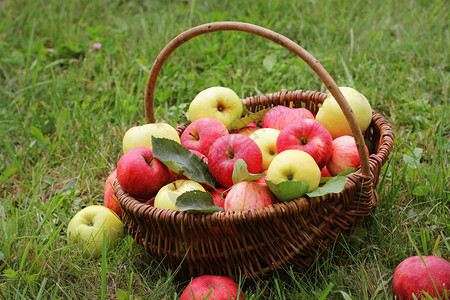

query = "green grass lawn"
[0, 0, 448, 299]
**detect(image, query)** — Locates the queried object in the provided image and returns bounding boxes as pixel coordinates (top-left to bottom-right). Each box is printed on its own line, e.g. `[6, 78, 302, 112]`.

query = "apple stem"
[189, 132, 199, 140]
[225, 151, 235, 159]
[141, 154, 154, 166]
[300, 136, 308, 145]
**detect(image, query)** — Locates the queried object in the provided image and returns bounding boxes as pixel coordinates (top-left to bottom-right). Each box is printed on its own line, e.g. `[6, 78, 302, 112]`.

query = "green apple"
[122, 123, 181, 153]
[154, 179, 206, 211]
[266, 149, 321, 192]
[188, 86, 243, 129]
[315, 87, 372, 139]
[249, 128, 280, 171]
[67, 205, 124, 258]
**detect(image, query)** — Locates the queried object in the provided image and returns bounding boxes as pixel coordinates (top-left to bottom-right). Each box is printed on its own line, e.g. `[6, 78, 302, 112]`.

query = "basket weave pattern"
[116, 22, 394, 278]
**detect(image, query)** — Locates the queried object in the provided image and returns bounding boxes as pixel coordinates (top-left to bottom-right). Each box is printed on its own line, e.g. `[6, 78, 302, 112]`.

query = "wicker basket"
[116, 22, 394, 279]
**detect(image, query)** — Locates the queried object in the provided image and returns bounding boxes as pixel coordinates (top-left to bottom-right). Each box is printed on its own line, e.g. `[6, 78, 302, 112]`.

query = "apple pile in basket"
[108, 86, 372, 214]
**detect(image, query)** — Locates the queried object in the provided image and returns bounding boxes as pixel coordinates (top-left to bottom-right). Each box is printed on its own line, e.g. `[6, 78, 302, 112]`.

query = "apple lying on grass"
[276, 119, 333, 169]
[180, 275, 243, 300]
[116, 147, 169, 200]
[188, 86, 243, 129]
[315, 86, 372, 139]
[392, 255, 450, 300]
[103, 169, 122, 218]
[122, 123, 181, 153]
[262, 105, 314, 130]
[67, 205, 124, 258]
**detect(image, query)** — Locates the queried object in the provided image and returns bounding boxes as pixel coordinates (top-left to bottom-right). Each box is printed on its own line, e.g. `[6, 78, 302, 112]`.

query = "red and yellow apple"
[262, 105, 314, 130]
[207, 134, 262, 188]
[188, 86, 243, 129]
[116, 147, 169, 200]
[180, 117, 228, 156]
[103, 169, 122, 218]
[180, 275, 243, 300]
[276, 119, 333, 169]
[392, 255, 450, 300]
[224, 181, 277, 212]
[326, 135, 368, 176]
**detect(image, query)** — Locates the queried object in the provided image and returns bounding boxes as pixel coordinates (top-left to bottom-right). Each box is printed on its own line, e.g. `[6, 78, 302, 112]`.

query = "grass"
[0, 0, 448, 298]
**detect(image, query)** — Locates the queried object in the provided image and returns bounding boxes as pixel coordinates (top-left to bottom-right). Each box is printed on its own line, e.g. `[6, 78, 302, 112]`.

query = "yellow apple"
[154, 179, 206, 211]
[188, 87, 243, 129]
[266, 150, 320, 192]
[67, 205, 124, 258]
[315, 87, 372, 139]
[122, 123, 181, 153]
[249, 128, 280, 171]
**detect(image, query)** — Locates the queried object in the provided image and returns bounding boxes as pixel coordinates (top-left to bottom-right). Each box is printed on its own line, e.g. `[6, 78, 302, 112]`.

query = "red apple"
[224, 181, 277, 212]
[104, 169, 122, 218]
[276, 119, 333, 168]
[326, 135, 369, 176]
[180, 275, 243, 300]
[392, 256, 450, 300]
[208, 134, 262, 188]
[262, 105, 314, 130]
[320, 166, 332, 178]
[181, 118, 229, 156]
[116, 147, 169, 200]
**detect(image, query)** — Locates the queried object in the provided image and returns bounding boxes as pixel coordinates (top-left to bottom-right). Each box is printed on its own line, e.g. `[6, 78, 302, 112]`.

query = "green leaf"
[263, 54, 277, 72]
[338, 167, 357, 176]
[266, 180, 309, 202]
[306, 176, 347, 197]
[176, 190, 224, 213]
[30, 125, 47, 144]
[320, 168, 355, 184]
[232, 159, 266, 184]
[412, 185, 429, 196]
[228, 108, 269, 130]
[152, 137, 215, 188]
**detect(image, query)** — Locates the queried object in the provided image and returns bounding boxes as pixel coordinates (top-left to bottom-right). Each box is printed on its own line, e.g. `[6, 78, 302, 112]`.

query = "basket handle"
[144, 21, 371, 177]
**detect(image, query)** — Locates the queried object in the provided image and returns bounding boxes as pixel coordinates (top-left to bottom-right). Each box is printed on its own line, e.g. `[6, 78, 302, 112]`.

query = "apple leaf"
[232, 159, 266, 184]
[306, 176, 347, 197]
[228, 108, 270, 130]
[265, 180, 309, 202]
[176, 190, 224, 213]
[320, 167, 357, 184]
[152, 137, 216, 188]
[338, 167, 357, 176]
